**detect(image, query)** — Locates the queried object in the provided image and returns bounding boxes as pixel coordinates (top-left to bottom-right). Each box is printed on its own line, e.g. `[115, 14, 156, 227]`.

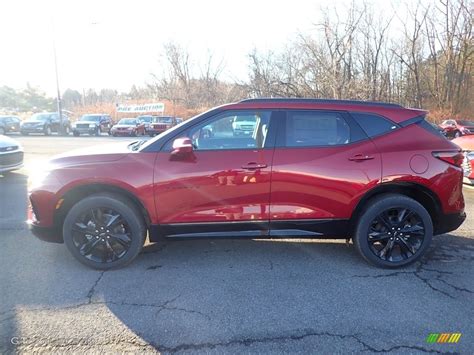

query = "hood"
[75, 121, 98, 125]
[113, 124, 135, 128]
[0, 135, 21, 148]
[49, 141, 134, 166]
[452, 136, 474, 151]
[22, 119, 44, 124]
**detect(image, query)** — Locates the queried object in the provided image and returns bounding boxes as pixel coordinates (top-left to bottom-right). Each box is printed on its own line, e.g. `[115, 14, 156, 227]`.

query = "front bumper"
[21, 126, 45, 133]
[0, 151, 24, 172]
[73, 127, 97, 134]
[435, 212, 466, 235]
[28, 222, 63, 243]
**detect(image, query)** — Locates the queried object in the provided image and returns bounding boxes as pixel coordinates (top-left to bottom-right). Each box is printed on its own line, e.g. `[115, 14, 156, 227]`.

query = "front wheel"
[63, 193, 146, 270]
[44, 126, 52, 136]
[353, 194, 433, 268]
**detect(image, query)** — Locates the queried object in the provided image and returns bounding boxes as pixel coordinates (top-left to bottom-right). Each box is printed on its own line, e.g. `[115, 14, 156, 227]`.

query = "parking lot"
[1, 135, 473, 353]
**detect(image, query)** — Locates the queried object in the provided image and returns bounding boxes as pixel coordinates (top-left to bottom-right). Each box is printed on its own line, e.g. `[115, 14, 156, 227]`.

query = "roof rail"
[239, 98, 403, 108]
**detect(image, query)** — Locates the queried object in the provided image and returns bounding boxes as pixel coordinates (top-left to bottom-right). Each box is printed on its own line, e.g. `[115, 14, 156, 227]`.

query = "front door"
[153, 110, 276, 237]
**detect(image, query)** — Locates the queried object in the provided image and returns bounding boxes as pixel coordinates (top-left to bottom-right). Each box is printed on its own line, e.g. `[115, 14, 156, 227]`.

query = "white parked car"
[0, 135, 24, 173]
[232, 115, 257, 136]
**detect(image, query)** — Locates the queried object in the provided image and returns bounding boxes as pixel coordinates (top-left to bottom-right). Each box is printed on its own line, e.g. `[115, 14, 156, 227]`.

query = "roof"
[220, 98, 426, 124]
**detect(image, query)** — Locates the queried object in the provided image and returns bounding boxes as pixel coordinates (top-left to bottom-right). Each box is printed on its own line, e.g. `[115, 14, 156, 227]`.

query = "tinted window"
[189, 111, 270, 150]
[351, 112, 398, 137]
[285, 111, 350, 147]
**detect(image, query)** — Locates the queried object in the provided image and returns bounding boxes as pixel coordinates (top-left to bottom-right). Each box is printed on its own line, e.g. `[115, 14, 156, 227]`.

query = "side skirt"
[148, 219, 350, 242]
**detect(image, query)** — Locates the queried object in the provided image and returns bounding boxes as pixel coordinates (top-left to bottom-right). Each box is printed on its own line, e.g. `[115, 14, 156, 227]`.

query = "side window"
[285, 111, 350, 147]
[189, 111, 271, 151]
[351, 112, 398, 137]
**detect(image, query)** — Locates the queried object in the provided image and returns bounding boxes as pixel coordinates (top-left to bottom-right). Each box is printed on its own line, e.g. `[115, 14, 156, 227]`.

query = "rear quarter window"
[351, 112, 398, 137]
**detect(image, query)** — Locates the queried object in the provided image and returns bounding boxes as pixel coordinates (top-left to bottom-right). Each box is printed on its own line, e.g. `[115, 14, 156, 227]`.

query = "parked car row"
[0, 113, 183, 137]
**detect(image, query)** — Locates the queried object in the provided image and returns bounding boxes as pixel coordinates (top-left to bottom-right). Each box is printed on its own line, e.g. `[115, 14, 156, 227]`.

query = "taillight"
[432, 151, 464, 167]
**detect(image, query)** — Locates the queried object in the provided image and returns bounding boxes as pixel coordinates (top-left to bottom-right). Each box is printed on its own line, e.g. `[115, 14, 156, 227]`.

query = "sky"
[0, 0, 396, 96]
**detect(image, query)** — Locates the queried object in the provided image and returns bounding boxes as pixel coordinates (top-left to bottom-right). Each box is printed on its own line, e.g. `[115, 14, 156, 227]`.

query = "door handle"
[242, 163, 268, 170]
[348, 154, 374, 162]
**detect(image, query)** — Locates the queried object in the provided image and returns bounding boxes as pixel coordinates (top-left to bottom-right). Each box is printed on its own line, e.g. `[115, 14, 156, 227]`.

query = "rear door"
[269, 110, 381, 236]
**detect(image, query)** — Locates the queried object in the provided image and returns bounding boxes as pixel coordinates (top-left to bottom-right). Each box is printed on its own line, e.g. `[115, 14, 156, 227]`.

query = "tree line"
[1, 0, 472, 120]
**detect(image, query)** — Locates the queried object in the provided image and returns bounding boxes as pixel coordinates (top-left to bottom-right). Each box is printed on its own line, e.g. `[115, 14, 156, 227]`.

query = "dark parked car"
[0, 135, 23, 173]
[21, 112, 71, 136]
[29, 98, 465, 270]
[147, 116, 179, 136]
[0, 116, 21, 135]
[110, 118, 145, 136]
[72, 114, 113, 136]
[137, 115, 153, 132]
[439, 119, 474, 138]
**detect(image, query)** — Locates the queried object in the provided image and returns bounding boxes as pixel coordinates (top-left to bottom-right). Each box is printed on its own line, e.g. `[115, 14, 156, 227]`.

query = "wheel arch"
[349, 182, 442, 236]
[53, 183, 152, 234]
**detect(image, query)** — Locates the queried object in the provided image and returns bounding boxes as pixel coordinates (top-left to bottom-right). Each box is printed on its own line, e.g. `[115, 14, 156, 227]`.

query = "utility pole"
[52, 19, 63, 133]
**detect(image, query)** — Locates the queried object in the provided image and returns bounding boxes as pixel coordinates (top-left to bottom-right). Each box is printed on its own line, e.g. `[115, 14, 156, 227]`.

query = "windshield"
[30, 113, 54, 121]
[79, 115, 101, 122]
[153, 116, 173, 124]
[118, 118, 136, 125]
[458, 120, 474, 126]
[138, 116, 152, 122]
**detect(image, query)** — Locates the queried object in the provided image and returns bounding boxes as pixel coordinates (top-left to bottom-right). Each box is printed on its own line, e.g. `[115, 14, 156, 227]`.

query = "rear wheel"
[353, 194, 433, 268]
[63, 193, 146, 270]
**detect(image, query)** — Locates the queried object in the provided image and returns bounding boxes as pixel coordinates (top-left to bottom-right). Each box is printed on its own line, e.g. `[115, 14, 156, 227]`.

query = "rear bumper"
[28, 222, 63, 243]
[435, 212, 466, 235]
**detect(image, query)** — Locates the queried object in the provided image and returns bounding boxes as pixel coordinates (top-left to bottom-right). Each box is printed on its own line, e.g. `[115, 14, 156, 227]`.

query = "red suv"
[29, 99, 466, 269]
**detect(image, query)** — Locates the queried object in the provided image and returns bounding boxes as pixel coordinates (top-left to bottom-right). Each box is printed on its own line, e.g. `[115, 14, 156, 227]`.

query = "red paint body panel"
[270, 139, 381, 219]
[153, 150, 272, 223]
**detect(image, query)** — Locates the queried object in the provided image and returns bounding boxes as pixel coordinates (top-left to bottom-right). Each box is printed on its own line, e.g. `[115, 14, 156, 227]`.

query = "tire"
[73, 131, 80, 137]
[454, 131, 461, 138]
[21, 131, 29, 136]
[44, 126, 51, 136]
[63, 125, 70, 136]
[63, 193, 147, 270]
[131, 130, 136, 137]
[353, 194, 433, 268]
[112, 132, 117, 137]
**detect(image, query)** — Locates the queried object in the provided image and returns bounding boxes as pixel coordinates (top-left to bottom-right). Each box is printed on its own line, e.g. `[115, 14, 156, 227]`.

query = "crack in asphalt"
[149, 329, 446, 354]
[353, 247, 473, 299]
[87, 271, 105, 303]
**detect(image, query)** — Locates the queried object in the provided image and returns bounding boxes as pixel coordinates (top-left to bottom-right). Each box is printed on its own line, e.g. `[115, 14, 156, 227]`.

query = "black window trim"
[160, 109, 279, 153]
[275, 109, 369, 149]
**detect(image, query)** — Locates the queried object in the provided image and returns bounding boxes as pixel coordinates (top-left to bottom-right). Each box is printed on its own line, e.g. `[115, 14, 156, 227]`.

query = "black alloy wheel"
[354, 194, 433, 268]
[367, 207, 425, 262]
[71, 207, 132, 263]
[63, 193, 146, 269]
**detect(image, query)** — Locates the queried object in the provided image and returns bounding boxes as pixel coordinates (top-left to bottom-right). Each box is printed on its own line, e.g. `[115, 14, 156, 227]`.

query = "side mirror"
[172, 137, 193, 155]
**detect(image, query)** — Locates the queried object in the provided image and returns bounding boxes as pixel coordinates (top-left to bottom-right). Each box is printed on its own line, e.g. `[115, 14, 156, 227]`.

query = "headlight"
[29, 162, 54, 190]
[89, 124, 96, 128]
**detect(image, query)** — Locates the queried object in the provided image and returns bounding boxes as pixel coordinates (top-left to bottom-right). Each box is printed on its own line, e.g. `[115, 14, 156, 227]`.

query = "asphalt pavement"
[0, 135, 473, 353]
